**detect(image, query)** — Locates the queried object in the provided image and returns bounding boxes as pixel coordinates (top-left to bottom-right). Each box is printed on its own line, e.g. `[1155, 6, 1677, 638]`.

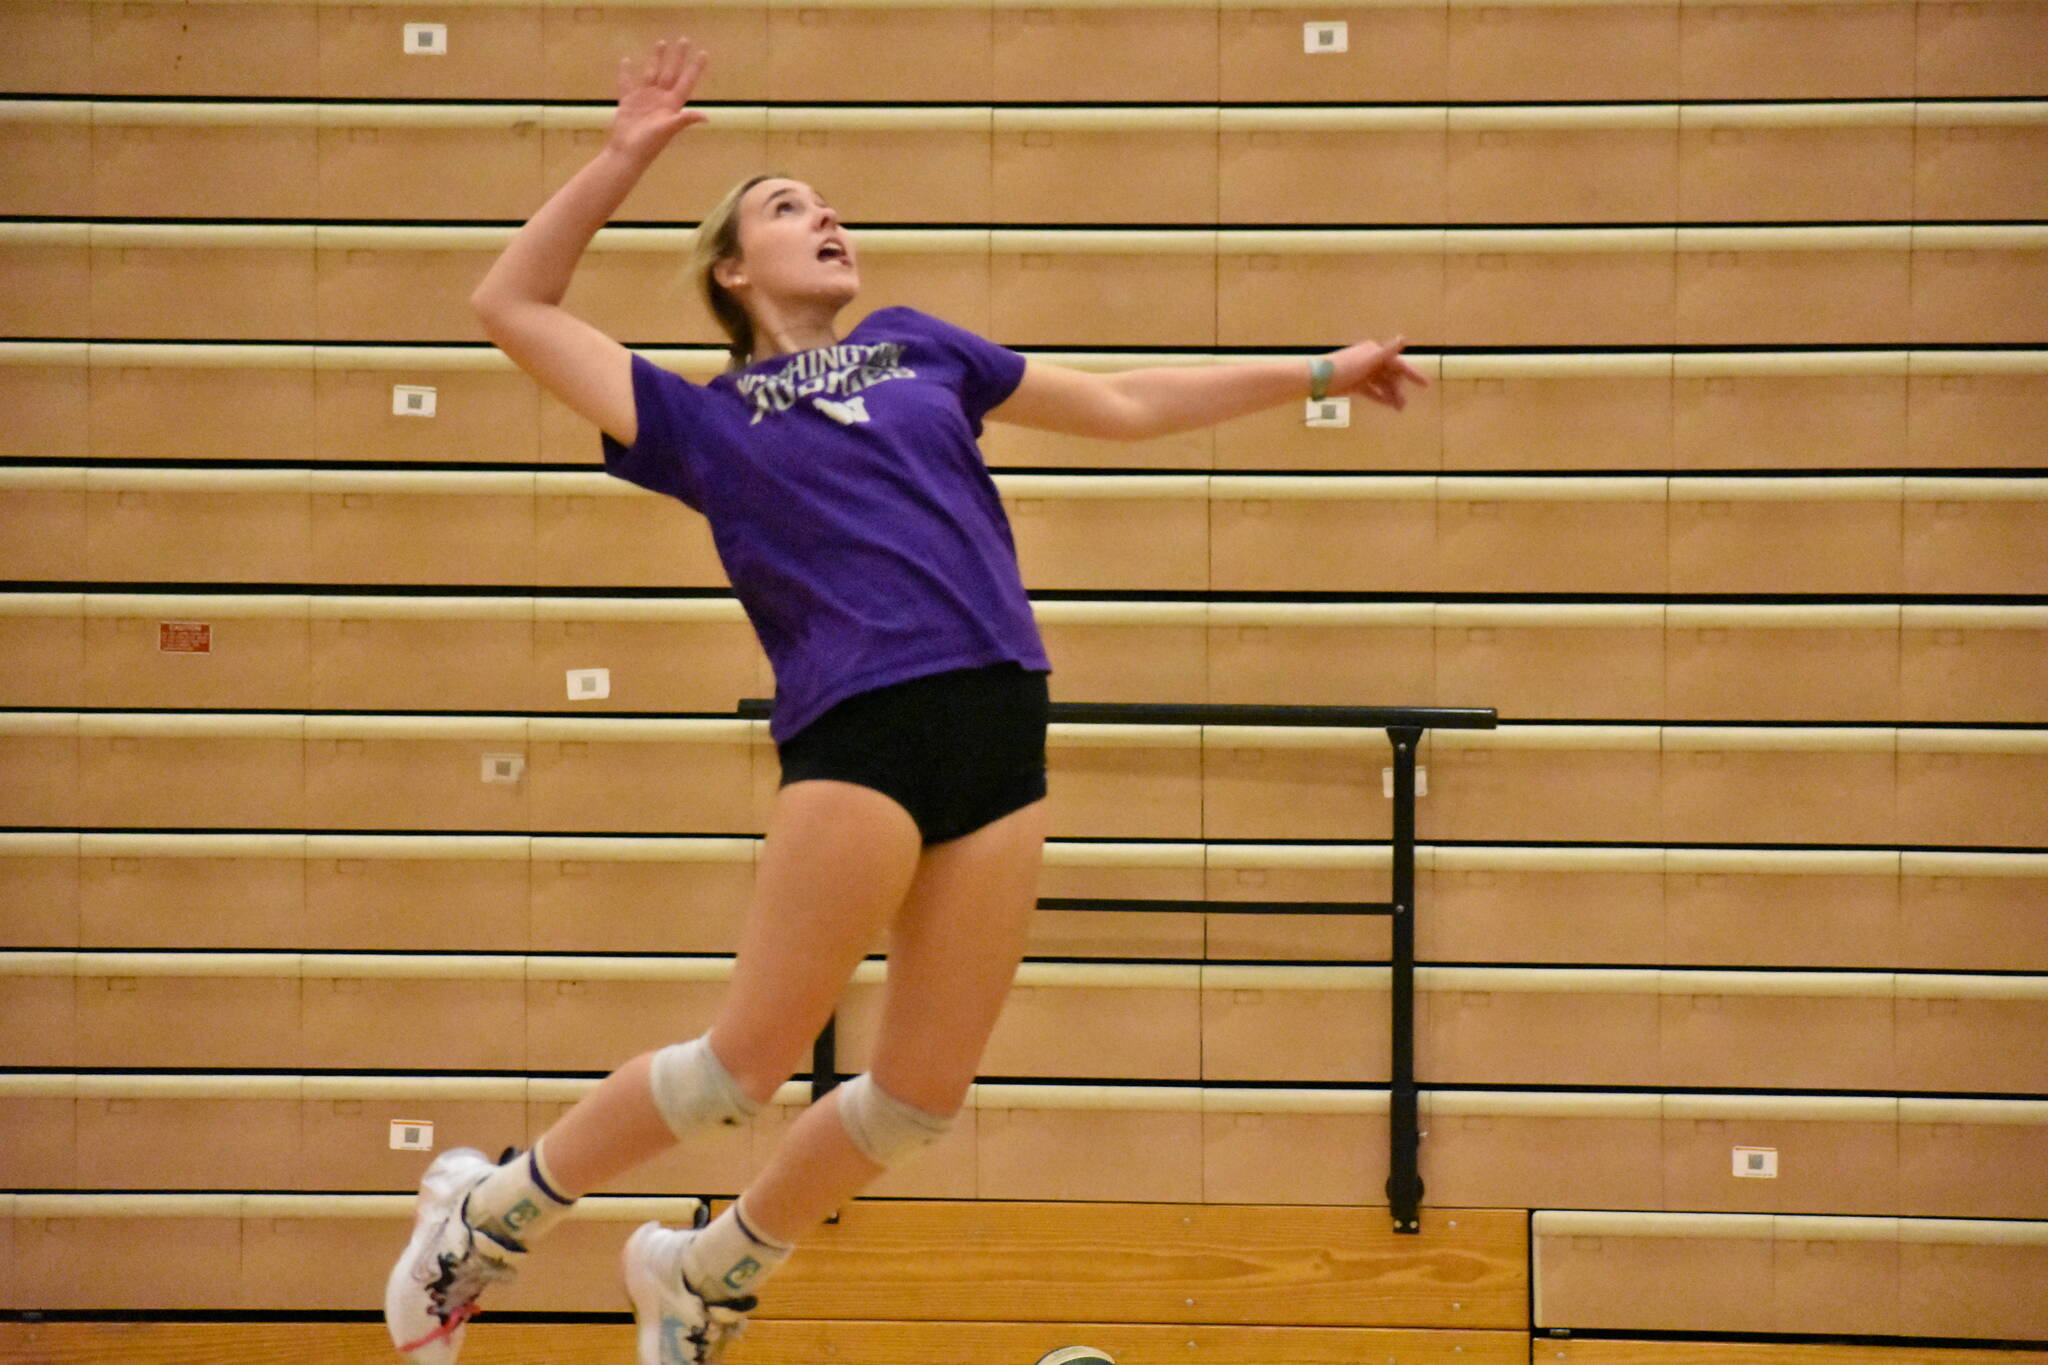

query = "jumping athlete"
[384, 35, 1427, 1365]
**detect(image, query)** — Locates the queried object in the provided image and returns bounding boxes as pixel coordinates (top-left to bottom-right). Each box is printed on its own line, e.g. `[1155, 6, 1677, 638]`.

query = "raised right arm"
[469, 38, 710, 446]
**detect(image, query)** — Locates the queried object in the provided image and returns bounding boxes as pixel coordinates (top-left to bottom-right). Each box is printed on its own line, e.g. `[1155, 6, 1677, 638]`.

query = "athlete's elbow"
[469, 285, 508, 335]
[470, 289, 544, 350]
[1098, 379, 1162, 442]
[469, 270, 542, 329]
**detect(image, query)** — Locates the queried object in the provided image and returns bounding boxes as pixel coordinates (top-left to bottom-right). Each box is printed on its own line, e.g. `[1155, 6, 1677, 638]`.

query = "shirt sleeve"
[909, 309, 1028, 436]
[600, 352, 710, 511]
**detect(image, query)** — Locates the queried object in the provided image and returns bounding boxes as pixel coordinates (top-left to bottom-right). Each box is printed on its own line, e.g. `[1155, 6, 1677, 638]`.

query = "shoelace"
[396, 1226, 520, 1354]
[431, 1235, 519, 1315]
[679, 1278, 758, 1364]
[397, 1299, 479, 1354]
[690, 1301, 754, 1364]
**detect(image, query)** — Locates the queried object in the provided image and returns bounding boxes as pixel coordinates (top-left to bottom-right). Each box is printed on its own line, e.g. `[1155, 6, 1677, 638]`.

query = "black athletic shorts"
[775, 662, 1051, 847]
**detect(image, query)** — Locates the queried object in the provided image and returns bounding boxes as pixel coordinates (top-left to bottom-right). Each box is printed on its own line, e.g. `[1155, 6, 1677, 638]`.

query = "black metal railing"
[739, 696, 1498, 1232]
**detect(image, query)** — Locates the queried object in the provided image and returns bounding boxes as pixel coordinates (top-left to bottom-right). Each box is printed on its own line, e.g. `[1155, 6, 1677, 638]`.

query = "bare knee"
[706, 1024, 813, 1107]
[869, 1055, 973, 1120]
[714, 1022, 970, 1118]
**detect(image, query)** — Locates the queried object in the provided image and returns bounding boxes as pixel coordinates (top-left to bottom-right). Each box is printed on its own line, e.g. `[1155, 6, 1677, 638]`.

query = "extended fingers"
[1357, 355, 1419, 409]
[1376, 354, 1428, 391]
[1367, 337, 1430, 392]
[679, 45, 710, 97]
[1381, 338, 1429, 389]
[656, 36, 706, 90]
[1330, 335, 1428, 408]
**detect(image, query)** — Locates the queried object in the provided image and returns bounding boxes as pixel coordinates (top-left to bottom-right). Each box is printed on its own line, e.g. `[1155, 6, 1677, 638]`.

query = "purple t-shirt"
[602, 306, 1051, 742]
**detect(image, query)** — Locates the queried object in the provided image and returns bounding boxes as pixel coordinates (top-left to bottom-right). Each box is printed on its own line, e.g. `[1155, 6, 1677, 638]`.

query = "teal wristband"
[1308, 357, 1334, 402]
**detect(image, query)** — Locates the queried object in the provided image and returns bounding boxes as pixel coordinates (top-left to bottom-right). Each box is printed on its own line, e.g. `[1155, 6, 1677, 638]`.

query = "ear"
[713, 257, 746, 291]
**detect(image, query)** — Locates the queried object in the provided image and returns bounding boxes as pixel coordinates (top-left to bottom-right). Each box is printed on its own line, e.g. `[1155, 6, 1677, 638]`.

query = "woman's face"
[719, 178, 860, 311]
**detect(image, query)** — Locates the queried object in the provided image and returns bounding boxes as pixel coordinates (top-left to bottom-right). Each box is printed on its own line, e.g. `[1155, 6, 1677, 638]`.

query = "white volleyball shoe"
[383, 1147, 528, 1362]
[622, 1213, 757, 1365]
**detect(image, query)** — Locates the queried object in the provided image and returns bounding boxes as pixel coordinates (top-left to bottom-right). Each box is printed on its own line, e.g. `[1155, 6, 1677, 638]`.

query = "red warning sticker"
[159, 622, 212, 654]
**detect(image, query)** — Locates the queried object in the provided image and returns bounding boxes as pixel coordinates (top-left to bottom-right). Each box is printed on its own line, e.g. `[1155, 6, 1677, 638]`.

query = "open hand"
[609, 37, 710, 163]
[1328, 335, 1429, 411]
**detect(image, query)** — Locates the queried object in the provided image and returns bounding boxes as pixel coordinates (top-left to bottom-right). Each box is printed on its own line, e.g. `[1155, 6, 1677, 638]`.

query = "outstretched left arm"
[987, 337, 1427, 442]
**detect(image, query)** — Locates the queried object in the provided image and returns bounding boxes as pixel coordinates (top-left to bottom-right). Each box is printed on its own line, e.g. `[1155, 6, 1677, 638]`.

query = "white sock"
[681, 1196, 793, 1303]
[466, 1142, 577, 1249]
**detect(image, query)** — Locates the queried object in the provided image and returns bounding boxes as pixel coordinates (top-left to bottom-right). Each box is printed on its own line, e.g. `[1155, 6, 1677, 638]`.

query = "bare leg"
[519, 1051, 670, 1197]
[737, 798, 1049, 1240]
[538, 780, 922, 1195]
[724, 1087, 885, 1239]
[870, 797, 1048, 1112]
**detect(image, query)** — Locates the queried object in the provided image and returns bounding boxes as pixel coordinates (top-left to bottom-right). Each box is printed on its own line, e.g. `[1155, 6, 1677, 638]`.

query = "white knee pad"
[648, 1035, 761, 1139]
[833, 1073, 952, 1168]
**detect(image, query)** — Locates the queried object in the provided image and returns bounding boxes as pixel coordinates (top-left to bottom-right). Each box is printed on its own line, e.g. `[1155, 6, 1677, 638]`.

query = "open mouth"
[816, 240, 852, 266]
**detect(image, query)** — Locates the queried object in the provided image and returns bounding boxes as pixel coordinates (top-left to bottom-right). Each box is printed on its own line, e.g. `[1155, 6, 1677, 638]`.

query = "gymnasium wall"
[1, 1, 2045, 1361]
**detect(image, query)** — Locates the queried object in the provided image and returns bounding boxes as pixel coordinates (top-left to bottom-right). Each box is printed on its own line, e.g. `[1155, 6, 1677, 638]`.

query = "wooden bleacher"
[2, 0, 2043, 1358]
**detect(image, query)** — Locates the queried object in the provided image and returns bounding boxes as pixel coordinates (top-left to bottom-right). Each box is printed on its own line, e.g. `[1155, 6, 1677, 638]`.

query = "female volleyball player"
[384, 35, 1426, 1365]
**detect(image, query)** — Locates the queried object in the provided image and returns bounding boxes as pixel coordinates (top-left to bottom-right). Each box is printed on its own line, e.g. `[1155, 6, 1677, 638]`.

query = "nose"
[816, 204, 839, 230]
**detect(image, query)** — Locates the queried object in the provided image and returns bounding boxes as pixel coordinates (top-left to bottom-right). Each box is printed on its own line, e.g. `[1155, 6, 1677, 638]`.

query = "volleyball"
[1032, 1349, 1117, 1365]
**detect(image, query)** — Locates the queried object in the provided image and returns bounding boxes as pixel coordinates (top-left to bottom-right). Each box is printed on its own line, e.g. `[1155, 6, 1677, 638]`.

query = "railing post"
[1385, 725, 1425, 1234]
[811, 1017, 843, 1222]
[812, 1016, 840, 1102]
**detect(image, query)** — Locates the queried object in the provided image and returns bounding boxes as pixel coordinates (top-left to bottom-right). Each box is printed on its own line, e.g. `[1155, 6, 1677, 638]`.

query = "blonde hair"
[688, 172, 787, 373]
